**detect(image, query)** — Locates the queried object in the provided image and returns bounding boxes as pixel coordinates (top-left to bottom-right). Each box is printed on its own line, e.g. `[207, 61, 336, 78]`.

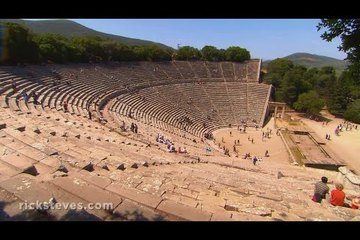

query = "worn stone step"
[17, 146, 48, 161]
[0, 161, 22, 182]
[0, 153, 38, 176]
[51, 176, 123, 212]
[69, 170, 112, 189]
[156, 199, 212, 221]
[112, 199, 168, 221]
[106, 183, 163, 210]
[162, 192, 199, 208]
[30, 142, 59, 156]
[0, 174, 53, 203]
[0, 187, 27, 220]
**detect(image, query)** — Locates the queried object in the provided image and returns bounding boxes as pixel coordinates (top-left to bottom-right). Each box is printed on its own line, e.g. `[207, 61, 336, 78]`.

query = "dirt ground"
[213, 118, 290, 165]
[213, 112, 360, 175]
[294, 111, 360, 174]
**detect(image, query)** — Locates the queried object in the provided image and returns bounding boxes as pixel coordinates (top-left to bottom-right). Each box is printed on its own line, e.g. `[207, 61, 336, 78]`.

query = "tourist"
[99, 116, 107, 124]
[120, 120, 125, 131]
[63, 101, 68, 112]
[32, 92, 39, 105]
[88, 110, 92, 120]
[253, 156, 258, 165]
[169, 144, 176, 153]
[179, 147, 188, 154]
[11, 81, 17, 93]
[265, 150, 269, 157]
[205, 146, 212, 154]
[330, 183, 350, 207]
[21, 91, 29, 103]
[312, 177, 329, 203]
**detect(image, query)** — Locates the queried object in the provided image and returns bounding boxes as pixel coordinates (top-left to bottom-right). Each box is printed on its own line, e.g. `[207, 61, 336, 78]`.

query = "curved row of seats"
[2, 63, 356, 221]
[0, 104, 349, 221]
[109, 82, 271, 137]
[1, 59, 266, 139]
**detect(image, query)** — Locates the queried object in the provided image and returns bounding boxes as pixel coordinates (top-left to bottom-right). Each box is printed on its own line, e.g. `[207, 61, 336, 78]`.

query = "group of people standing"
[130, 123, 138, 134]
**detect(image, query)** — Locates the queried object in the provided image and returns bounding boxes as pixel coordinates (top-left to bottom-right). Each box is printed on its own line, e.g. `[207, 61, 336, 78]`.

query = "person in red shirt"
[330, 183, 347, 207]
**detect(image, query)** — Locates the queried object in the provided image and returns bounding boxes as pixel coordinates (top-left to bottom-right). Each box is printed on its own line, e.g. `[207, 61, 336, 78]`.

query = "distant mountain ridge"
[263, 52, 349, 73]
[0, 19, 172, 49]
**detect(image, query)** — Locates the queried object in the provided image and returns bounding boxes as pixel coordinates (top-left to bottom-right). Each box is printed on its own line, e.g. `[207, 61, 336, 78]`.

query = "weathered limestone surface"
[0, 73, 359, 221]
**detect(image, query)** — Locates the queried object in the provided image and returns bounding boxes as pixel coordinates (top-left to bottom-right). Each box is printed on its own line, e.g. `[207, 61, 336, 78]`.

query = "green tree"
[294, 90, 325, 114]
[344, 99, 360, 124]
[317, 19, 360, 63]
[218, 49, 226, 61]
[225, 46, 250, 62]
[71, 36, 106, 62]
[264, 58, 294, 88]
[111, 43, 136, 61]
[303, 67, 319, 88]
[144, 45, 172, 61]
[279, 66, 311, 106]
[201, 45, 221, 61]
[1, 22, 39, 64]
[327, 80, 350, 116]
[174, 46, 201, 60]
[132, 45, 172, 61]
[267, 58, 294, 76]
[313, 66, 336, 98]
[337, 70, 360, 101]
[317, 19, 360, 86]
[34, 33, 76, 63]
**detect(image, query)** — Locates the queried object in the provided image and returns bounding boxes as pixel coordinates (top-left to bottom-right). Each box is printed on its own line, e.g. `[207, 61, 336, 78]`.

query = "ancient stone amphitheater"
[0, 60, 359, 221]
